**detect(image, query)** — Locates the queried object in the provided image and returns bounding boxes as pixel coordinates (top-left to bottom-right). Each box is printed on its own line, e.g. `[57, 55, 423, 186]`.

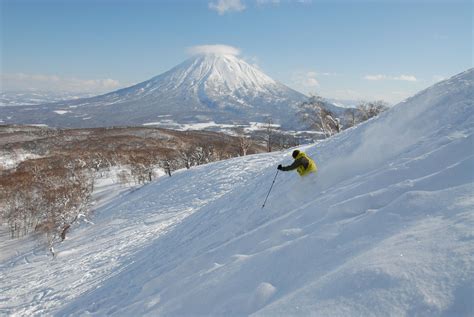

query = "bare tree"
[239, 136, 252, 156]
[235, 128, 252, 156]
[344, 107, 358, 128]
[178, 146, 194, 169]
[162, 159, 172, 177]
[298, 95, 341, 138]
[117, 169, 132, 185]
[357, 100, 389, 121]
[262, 117, 278, 152]
[2, 157, 94, 254]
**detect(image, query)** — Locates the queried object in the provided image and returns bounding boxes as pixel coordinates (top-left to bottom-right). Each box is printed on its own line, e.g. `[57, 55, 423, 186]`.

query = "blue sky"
[1, 0, 472, 103]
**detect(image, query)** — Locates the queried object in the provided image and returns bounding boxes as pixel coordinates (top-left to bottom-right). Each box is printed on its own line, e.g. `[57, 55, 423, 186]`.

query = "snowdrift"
[1, 69, 473, 316]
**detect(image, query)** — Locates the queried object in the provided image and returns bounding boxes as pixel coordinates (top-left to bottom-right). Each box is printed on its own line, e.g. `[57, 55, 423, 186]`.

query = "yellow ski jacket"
[280, 151, 317, 176]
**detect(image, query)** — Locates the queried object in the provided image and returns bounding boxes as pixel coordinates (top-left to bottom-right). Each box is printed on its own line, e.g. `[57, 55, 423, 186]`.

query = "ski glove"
[277, 164, 283, 170]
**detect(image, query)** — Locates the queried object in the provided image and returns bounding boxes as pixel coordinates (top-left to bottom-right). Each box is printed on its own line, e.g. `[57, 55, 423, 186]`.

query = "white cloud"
[210, 0, 311, 14]
[209, 0, 246, 15]
[291, 71, 320, 93]
[364, 74, 417, 82]
[1, 73, 124, 93]
[364, 74, 387, 81]
[289, 70, 340, 94]
[319, 72, 338, 76]
[393, 74, 417, 82]
[187, 44, 241, 56]
[306, 77, 319, 87]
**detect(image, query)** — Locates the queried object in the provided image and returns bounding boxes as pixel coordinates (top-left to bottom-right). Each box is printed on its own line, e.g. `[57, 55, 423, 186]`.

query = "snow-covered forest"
[0, 127, 266, 250]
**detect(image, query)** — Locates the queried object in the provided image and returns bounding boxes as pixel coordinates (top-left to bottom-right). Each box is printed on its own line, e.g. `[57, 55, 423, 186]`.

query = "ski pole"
[262, 170, 279, 209]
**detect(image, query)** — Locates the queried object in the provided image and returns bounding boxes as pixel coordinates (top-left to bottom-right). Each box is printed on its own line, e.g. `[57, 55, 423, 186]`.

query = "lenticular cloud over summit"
[187, 44, 241, 56]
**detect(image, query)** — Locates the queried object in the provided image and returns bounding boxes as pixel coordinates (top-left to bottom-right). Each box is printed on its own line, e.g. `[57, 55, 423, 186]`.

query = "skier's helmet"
[292, 150, 300, 158]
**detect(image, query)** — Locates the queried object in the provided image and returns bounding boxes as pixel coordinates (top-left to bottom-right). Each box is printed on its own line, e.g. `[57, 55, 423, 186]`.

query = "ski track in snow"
[1, 69, 473, 316]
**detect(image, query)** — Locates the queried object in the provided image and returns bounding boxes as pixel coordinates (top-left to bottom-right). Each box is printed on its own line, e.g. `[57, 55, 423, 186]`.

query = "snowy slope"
[1, 69, 473, 316]
[0, 53, 320, 129]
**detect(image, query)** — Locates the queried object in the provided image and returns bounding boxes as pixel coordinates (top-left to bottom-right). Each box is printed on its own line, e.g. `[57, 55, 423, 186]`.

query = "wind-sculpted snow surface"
[1, 69, 473, 316]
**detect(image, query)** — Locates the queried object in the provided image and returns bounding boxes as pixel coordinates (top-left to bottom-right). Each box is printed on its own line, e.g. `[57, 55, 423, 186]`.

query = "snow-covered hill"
[0, 52, 330, 129]
[1, 68, 473, 316]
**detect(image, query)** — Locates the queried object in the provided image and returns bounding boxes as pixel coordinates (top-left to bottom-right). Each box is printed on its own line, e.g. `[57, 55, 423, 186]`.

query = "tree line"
[298, 95, 389, 138]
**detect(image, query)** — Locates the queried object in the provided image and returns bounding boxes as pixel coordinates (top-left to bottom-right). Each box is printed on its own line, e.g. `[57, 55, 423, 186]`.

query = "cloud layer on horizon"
[1, 73, 125, 93]
[364, 74, 417, 82]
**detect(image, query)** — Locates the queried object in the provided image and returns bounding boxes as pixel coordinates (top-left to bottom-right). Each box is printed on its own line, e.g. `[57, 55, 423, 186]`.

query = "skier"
[277, 149, 317, 177]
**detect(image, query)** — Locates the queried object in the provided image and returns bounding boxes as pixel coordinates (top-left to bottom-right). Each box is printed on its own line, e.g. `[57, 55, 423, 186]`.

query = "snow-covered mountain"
[1, 68, 472, 316]
[0, 54, 321, 129]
